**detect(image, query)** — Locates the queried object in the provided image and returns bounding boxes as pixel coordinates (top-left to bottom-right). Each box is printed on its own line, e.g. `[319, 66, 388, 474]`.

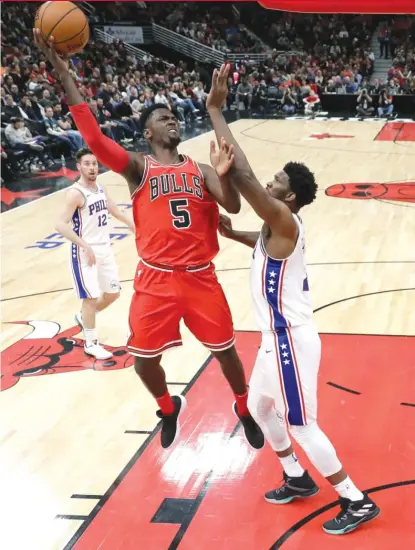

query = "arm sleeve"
[69, 103, 130, 173]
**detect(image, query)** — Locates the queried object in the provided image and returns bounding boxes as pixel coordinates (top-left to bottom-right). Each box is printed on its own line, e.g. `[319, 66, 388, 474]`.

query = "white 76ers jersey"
[250, 214, 313, 331]
[71, 182, 110, 246]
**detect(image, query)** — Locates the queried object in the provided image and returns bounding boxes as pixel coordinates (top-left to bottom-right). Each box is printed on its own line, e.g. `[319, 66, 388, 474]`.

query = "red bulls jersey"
[132, 154, 219, 266]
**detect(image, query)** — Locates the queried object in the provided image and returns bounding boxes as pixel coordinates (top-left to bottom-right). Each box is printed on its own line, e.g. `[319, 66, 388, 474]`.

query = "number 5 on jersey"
[169, 199, 191, 229]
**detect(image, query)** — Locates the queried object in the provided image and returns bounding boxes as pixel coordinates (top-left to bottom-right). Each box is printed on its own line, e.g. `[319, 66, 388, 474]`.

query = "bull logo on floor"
[0, 320, 133, 391]
[326, 182, 415, 204]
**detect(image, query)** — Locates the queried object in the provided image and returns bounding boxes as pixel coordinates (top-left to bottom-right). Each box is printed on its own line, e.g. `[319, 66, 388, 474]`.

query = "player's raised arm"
[55, 188, 96, 266]
[206, 65, 296, 238]
[32, 29, 144, 187]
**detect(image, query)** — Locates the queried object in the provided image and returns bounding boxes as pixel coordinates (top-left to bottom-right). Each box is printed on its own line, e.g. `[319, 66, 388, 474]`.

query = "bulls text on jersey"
[149, 173, 203, 202]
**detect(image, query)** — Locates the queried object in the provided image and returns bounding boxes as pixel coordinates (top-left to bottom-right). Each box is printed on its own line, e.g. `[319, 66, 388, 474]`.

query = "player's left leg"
[79, 247, 121, 315]
[77, 290, 119, 329]
[96, 292, 120, 312]
[265, 324, 379, 534]
[182, 266, 264, 449]
[77, 291, 120, 324]
[211, 346, 264, 449]
[95, 246, 121, 307]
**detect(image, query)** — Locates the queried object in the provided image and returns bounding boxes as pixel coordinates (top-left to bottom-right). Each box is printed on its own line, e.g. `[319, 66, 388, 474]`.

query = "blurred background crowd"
[1, 1, 414, 182]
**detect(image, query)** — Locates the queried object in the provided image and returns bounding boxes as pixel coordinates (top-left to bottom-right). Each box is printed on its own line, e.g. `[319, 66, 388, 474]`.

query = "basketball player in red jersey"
[34, 31, 264, 450]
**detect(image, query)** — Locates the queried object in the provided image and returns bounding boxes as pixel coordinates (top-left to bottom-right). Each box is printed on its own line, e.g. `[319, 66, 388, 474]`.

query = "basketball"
[34, 1, 89, 56]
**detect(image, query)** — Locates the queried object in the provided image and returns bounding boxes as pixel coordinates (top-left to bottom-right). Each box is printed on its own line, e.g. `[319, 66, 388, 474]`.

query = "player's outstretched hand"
[218, 214, 234, 238]
[210, 138, 235, 177]
[33, 29, 69, 75]
[207, 63, 230, 110]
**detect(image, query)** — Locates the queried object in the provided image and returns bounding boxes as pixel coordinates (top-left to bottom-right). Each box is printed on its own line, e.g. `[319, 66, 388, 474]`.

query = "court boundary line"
[313, 287, 415, 313]
[374, 198, 415, 209]
[270, 479, 415, 549]
[326, 381, 361, 395]
[2, 263, 414, 303]
[240, 120, 415, 156]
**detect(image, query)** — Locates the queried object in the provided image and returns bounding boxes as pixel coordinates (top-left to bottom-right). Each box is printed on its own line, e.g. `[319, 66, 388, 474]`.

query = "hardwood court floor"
[1, 119, 414, 550]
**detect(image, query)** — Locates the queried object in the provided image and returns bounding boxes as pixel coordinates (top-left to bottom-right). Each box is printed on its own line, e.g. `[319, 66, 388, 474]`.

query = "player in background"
[207, 64, 380, 535]
[55, 148, 134, 360]
[35, 31, 264, 451]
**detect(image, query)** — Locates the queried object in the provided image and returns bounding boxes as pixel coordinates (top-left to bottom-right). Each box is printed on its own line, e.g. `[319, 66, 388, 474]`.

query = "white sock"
[84, 328, 97, 346]
[279, 453, 305, 478]
[334, 476, 364, 502]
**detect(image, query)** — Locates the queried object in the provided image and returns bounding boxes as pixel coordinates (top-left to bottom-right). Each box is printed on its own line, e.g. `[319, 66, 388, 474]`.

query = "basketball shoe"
[75, 313, 112, 360]
[232, 402, 265, 449]
[156, 395, 187, 449]
[323, 494, 380, 535]
[265, 471, 319, 504]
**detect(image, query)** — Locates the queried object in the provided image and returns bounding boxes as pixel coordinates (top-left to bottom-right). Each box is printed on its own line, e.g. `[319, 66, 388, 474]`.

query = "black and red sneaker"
[156, 395, 187, 449]
[232, 402, 265, 449]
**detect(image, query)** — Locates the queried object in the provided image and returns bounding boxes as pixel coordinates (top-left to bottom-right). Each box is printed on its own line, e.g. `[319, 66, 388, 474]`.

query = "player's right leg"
[127, 264, 186, 449]
[69, 244, 111, 359]
[95, 245, 121, 312]
[247, 345, 319, 504]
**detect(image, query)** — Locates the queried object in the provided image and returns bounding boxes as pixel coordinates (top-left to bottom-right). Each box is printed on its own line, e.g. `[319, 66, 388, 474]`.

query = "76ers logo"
[1, 321, 133, 391]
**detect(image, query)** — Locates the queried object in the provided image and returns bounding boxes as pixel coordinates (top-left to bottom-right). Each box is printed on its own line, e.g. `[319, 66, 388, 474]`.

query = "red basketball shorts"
[127, 261, 235, 357]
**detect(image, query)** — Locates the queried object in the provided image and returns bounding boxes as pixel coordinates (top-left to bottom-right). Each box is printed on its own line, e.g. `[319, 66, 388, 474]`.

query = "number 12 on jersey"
[169, 199, 191, 229]
[98, 214, 107, 227]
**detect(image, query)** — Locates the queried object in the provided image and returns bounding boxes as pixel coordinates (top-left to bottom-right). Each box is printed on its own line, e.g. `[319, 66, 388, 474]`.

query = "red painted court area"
[69, 332, 415, 550]
[375, 121, 415, 142]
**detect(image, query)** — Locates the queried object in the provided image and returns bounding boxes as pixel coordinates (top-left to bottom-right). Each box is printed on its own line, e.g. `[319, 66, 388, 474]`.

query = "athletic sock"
[234, 391, 249, 416]
[279, 453, 305, 477]
[334, 476, 364, 501]
[156, 392, 174, 415]
[84, 328, 97, 346]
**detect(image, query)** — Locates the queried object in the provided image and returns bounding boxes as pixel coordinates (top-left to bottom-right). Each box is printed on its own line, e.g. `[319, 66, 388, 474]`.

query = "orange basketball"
[34, 1, 89, 56]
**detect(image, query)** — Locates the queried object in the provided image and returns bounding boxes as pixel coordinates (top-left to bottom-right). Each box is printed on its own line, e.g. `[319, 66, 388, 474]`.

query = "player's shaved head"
[141, 104, 180, 149]
[140, 103, 172, 132]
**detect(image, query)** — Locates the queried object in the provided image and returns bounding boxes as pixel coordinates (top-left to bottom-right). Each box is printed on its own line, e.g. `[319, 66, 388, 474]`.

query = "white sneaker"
[84, 342, 112, 360]
[75, 312, 84, 330]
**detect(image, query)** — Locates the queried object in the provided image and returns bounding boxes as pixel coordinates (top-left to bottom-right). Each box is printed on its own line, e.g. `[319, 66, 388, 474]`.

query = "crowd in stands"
[1, 2, 414, 184]
[95, 1, 264, 54]
[160, 3, 265, 54]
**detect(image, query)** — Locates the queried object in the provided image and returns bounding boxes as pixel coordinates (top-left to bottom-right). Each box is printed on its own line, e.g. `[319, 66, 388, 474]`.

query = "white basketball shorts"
[249, 323, 321, 426]
[69, 244, 121, 299]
